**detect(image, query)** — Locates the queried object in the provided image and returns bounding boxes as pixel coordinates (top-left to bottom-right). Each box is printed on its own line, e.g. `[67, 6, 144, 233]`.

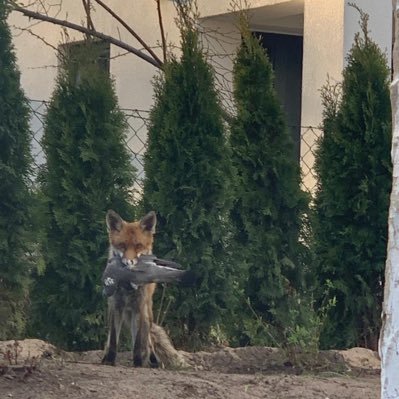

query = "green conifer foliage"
[314, 14, 391, 349]
[143, 13, 235, 347]
[0, 0, 33, 339]
[31, 42, 136, 350]
[229, 25, 309, 344]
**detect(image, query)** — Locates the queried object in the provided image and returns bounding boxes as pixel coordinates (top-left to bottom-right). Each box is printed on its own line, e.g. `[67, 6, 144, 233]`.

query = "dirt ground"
[0, 339, 380, 399]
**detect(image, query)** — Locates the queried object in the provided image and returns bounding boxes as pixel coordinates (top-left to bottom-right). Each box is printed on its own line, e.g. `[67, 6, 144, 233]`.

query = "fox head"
[106, 210, 157, 262]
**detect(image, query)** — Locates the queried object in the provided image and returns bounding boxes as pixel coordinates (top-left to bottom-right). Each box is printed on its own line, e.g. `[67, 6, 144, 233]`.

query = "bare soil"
[0, 339, 380, 399]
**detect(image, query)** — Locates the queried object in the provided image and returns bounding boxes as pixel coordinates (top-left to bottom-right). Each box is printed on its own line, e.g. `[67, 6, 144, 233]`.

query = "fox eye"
[117, 243, 126, 252]
[135, 244, 144, 251]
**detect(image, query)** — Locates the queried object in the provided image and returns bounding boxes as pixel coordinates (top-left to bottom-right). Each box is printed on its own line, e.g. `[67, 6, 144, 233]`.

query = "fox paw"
[101, 351, 116, 366]
[133, 352, 159, 368]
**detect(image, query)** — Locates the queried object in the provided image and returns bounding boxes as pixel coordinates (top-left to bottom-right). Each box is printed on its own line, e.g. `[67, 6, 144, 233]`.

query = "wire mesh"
[28, 99, 322, 194]
[300, 125, 322, 195]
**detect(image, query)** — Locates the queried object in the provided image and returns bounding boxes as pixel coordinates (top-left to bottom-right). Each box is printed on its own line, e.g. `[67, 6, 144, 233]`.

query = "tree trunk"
[380, 1, 399, 398]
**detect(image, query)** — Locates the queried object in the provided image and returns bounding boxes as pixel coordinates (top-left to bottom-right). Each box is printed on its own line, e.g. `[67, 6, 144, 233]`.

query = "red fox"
[101, 210, 185, 368]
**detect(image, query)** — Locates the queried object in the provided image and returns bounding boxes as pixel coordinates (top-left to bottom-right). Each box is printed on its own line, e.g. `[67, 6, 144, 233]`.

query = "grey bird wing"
[102, 256, 195, 297]
[139, 254, 183, 269]
[132, 258, 187, 284]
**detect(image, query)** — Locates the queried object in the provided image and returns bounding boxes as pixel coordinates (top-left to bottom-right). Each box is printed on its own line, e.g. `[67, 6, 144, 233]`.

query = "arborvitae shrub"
[30, 41, 136, 350]
[313, 14, 391, 349]
[0, 0, 33, 339]
[229, 23, 310, 345]
[143, 10, 235, 348]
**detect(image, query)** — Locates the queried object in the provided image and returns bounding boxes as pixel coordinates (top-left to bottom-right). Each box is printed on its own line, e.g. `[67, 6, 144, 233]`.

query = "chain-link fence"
[29, 99, 47, 177]
[300, 126, 322, 195]
[28, 99, 322, 194]
[28, 99, 150, 190]
[122, 107, 150, 188]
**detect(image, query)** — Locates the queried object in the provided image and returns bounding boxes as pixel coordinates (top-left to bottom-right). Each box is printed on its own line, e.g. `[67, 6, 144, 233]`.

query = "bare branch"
[91, 0, 163, 66]
[37, 0, 49, 15]
[12, 25, 58, 52]
[110, 50, 129, 60]
[81, 0, 95, 31]
[155, 0, 167, 63]
[28, 64, 58, 70]
[10, 3, 163, 69]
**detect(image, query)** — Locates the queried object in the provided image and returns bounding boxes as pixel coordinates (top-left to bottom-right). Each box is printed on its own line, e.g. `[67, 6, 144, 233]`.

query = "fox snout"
[120, 256, 138, 269]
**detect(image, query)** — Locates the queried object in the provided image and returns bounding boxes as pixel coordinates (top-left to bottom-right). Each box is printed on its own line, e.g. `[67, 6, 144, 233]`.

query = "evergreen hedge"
[0, 0, 33, 339]
[30, 42, 136, 350]
[229, 23, 310, 345]
[313, 14, 391, 349]
[143, 10, 235, 348]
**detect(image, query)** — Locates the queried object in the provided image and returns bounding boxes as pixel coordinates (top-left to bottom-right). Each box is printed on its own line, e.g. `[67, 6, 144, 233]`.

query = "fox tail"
[151, 323, 187, 369]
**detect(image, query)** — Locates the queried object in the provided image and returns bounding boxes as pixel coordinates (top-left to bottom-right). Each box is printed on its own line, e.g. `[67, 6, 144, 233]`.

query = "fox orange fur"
[102, 210, 185, 368]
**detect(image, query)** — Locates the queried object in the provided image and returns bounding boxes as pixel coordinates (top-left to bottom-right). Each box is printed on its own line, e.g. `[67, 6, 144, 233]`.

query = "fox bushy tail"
[151, 323, 186, 369]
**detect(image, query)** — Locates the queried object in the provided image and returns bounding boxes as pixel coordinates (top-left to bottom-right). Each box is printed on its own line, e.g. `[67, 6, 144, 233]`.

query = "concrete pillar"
[301, 0, 345, 192]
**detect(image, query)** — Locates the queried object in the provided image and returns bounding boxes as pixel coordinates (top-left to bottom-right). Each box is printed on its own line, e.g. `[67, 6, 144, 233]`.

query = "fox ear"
[106, 210, 124, 232]
[140, 211, 157, 234]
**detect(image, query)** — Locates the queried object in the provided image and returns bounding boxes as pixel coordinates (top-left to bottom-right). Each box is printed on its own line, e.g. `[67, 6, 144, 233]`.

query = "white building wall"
[9, 1, 181, 108]
[197, 0, 294, 18]
[300, 0, 392, 191]
[199, 17, 240, 114]
[300, 0, 345, 190]
[10, 11, 60, 101]
[344, 0, 392, 63]
[8, 0, 393, 187]
[9, 0, 392, 115]
[301, 0, 345, 128]
[107, 0, 179, 110]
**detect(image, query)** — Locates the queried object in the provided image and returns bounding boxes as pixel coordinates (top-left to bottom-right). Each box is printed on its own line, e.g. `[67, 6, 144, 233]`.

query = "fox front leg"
[102, 297, 123, 366]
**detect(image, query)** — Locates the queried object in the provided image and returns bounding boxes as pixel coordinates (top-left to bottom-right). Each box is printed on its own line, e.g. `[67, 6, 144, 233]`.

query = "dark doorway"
[254, 32, 303, 162]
